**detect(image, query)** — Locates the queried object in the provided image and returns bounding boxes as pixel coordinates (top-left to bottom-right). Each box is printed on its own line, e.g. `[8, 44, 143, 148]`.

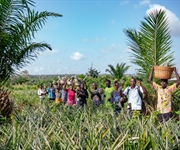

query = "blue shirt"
[47, 87, 55, 99]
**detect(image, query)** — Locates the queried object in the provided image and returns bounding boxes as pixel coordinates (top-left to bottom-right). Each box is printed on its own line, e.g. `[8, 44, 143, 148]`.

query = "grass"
[0, 85, 180, 149]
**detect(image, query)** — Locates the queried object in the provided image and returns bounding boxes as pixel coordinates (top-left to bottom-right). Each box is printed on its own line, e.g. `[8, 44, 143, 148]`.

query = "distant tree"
[20, 70, 29, 78]
[0, 0, 62, 84]
[105, 63, 130, 80]
[87, 63, 100, 78]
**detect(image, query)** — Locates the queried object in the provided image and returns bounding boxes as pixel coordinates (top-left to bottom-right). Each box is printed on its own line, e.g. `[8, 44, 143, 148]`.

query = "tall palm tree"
[105, 63, 130, 80]
[124, 9, 174, 79]
[0, 0, 62, 84]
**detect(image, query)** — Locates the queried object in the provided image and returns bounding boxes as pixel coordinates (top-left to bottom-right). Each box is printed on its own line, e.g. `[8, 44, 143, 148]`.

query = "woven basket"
[154, 66, 173, 79]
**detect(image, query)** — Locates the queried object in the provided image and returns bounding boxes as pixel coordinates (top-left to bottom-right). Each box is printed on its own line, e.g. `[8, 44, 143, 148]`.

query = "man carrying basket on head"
[149, 66, 180, 122]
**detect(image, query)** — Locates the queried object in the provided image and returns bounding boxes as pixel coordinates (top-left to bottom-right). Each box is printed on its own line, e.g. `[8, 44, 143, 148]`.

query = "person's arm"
[120, 89, 125, 103]
[63, 81, 67, 90]
[47, 88, 50, 94]
[149, 66, 154, 85]
[120, 89, 123, 97]
[85, 90, 88, 98]
[53, 87, 56, 94]
[80, 90, 88, 97]
[122, 87, 128, 96]
[57, 80, 62, 90]
[173, 67, 180, 87]
[138, 81, 148, 100]
[138, 81, 147, 94]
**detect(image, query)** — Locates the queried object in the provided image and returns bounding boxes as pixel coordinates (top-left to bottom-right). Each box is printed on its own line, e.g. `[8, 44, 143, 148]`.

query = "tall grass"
[0, 85, 179, 149]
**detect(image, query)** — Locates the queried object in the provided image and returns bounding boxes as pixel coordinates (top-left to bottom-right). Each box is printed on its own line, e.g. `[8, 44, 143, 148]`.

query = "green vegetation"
[124, 9, 174, 79]
[123, 9, 180, 118]
[0, 84, 179, 149]
[87, 63, 100, 78]
[0, 0, 62, 83]
[0, 2, 180, 149]
[105, 63, 130, 80]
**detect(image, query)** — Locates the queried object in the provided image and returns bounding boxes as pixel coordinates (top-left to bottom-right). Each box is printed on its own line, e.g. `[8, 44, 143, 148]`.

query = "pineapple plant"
[0, 87, 13, 117]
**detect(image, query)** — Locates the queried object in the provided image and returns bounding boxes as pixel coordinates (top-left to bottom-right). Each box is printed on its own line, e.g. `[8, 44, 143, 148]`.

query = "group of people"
[37, 66, 180, 122]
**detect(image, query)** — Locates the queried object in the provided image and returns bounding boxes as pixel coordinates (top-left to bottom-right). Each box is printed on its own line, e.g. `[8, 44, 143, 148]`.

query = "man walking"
[123, 77, 147, 116]
[149, 66, 180, 122]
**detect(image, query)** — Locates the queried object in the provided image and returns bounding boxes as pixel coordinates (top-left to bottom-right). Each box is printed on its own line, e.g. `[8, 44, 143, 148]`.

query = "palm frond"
[124, 9, 174, 79]
[0, 0, 62, 83]
[105, 63, 130, 80]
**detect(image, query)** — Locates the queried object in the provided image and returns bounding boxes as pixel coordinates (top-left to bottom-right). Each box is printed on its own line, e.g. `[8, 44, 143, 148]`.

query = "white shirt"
[123, 85, 143, 110]
[38, 88, 46, 99]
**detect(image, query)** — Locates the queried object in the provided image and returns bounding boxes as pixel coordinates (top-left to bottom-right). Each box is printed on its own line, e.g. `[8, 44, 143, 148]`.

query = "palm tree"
[0, 0, 62, 84]
[124, 10, 178, 114]
[105, 63, 130, 80]
[87, 63, 100, 78]
[124, 9, 174, 79]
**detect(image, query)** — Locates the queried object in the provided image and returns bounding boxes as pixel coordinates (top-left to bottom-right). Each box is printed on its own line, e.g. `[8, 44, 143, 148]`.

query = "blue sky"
[21, 0, 180, 75]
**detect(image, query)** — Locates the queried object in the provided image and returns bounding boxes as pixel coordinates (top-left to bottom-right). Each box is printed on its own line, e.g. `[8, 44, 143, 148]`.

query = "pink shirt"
[66, 89, 76, 105]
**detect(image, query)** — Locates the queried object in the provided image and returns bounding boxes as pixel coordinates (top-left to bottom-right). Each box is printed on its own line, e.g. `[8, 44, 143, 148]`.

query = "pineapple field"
[1, 0, 180, 149]
[0, 76, 180, 150]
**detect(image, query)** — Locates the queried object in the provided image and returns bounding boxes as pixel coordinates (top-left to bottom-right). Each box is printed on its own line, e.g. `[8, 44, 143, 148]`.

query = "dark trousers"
[157, 112, 173, 122]
[49, 98, 55, 101]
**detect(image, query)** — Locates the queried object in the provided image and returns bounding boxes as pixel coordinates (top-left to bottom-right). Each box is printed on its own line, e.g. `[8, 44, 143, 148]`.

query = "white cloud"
[139, 0, 151, 6]
[70, 52, 85, 61]
[101, 43, 121, 53]
[147, 4, 180, 37]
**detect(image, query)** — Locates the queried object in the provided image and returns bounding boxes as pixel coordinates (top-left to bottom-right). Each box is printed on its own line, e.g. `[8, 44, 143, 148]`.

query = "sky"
[20, 0, 180, 75]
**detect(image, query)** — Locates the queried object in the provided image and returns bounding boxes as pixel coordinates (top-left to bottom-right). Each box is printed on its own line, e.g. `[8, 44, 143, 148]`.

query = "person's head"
[106, 79, 111, 87]
[113, 81, 119, 90]
[43, 84, 46, 88]
[39, 84, 43, 89]
[130, 77, 136, 87]
[50, 82, 53, 87]
[76, 85, 80, 90]
[92, 82, 97, 90]
[80, 83, 85, 89]
[160, 79, 168, 88]
[68, 84, 73, 90]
